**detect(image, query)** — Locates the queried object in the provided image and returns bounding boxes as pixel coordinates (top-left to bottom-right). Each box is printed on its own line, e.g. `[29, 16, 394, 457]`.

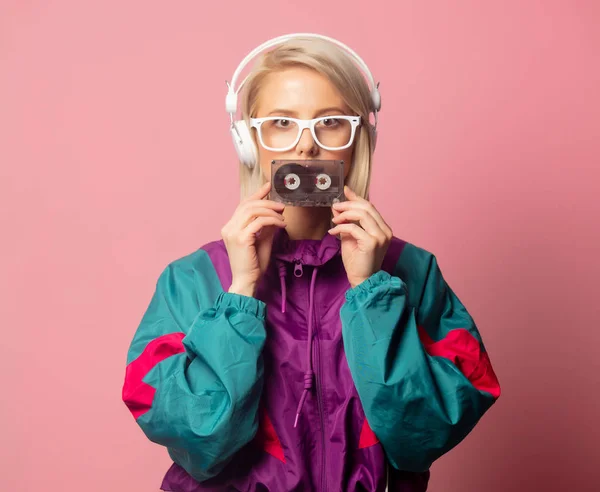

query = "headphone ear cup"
[230, 120, 258, 168]
[371, 87, 381, 113]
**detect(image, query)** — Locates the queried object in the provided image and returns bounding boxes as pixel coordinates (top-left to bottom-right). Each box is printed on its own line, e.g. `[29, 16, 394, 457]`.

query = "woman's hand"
[329, 186, 393, 289]
[222, 182, 286, 297]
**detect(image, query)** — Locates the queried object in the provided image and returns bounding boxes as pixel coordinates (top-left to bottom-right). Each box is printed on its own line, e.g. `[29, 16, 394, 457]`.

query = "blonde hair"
[237, 37, 376, 201]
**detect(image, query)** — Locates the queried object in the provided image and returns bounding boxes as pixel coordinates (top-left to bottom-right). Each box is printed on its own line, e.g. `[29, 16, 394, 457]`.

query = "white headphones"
[225, 33, 381, 169]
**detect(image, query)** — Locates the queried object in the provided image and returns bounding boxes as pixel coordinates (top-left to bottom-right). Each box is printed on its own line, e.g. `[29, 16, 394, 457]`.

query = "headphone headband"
[225, 33, 381, 116]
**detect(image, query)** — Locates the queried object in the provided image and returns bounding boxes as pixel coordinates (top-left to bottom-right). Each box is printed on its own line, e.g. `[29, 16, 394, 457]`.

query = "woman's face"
[253, 66, 355, 181]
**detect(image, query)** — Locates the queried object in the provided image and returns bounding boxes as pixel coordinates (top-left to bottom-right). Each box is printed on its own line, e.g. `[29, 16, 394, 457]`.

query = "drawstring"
[276, 258, 320, 427]
[277, 261, 287, 313]
[294, 266, 319, 428]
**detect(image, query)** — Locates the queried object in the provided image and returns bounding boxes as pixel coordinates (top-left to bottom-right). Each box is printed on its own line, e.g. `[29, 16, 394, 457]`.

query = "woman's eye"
[321, 118, 340, 128]
[275, 119, 290, 128]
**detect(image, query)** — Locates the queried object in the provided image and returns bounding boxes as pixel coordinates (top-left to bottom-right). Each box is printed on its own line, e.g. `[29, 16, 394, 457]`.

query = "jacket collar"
[271, 228, 341, 267]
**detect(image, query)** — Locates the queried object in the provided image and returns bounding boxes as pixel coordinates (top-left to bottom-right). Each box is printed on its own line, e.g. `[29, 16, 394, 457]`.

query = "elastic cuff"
[345, 270, 404, 302]
[214, 291, 267, 320]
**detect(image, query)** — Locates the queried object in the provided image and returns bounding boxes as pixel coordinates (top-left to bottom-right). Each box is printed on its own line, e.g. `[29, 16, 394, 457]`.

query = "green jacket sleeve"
[122, 252, 266, 482]
[340, 245, 501, 472]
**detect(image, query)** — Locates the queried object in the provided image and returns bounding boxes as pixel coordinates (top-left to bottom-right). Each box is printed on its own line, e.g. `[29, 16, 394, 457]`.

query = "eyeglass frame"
[249, 115, 361, 152]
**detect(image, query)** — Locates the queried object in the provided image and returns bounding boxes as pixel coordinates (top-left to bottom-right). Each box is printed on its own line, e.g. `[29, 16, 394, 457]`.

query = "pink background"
[1, 1, 599, 491]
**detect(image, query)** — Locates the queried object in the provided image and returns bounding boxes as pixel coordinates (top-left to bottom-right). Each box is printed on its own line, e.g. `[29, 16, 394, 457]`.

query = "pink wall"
[1, 1, 598, 490]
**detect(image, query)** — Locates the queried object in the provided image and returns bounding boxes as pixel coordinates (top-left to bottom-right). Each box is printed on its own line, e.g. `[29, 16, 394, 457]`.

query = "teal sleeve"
[123, 255, 266, 482]
[340, 253, 500, 472]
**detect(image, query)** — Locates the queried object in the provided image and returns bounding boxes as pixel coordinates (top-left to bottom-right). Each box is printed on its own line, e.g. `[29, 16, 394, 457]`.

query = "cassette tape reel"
[270, 159, 345, 207]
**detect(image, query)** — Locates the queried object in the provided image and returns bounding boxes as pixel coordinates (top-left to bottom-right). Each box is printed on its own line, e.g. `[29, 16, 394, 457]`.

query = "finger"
[328, 223, 376, 247]
[226, 204, 285, 235]
[238, 207, 285, 230]
[331, 210, 386, 242]
[233, 200, 285, 229]
[333, 199, 383, 223]
[244, 216, 287, 238]
[243, 201, 286, 216]
[241, 198, 285, 213]
[332, 200, 392, 239]
[343, 185, 367, 203]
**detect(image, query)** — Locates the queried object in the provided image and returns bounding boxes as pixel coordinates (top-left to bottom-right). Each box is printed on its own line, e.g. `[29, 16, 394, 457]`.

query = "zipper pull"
[294, 259, 304, 277]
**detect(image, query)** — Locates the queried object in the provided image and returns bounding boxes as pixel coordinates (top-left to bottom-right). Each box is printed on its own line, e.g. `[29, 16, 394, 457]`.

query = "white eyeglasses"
[249, 115, 361, 151]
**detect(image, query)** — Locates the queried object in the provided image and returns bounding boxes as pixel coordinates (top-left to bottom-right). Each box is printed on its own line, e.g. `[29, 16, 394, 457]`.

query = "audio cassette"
[269, 159, 345, 207]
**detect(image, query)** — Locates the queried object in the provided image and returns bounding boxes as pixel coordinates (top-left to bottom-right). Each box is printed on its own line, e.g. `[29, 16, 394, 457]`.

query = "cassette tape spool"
[270, 159, 345, 207]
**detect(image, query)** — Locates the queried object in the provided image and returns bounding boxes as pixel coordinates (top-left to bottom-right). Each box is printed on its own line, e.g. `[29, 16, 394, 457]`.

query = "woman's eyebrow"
[315, 107, 347, 116]
[266, 109, 298, 117]
[266, 107, 348, 117]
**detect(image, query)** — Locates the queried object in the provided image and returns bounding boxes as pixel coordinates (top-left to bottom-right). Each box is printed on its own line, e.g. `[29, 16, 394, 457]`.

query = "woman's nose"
[295, 128, 319, 156]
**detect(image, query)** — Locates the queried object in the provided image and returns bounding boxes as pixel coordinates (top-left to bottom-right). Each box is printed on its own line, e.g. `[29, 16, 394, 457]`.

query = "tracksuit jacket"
[122, 228, 501, 491]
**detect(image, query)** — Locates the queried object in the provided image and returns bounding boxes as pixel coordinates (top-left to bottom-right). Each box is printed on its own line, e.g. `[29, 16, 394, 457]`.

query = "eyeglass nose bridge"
[297, 121, 319, 149]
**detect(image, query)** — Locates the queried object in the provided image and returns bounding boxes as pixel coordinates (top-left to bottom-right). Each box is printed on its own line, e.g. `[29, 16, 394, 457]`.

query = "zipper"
[297, 260, 326, 490]
[310, 268, 327, 492]
[293, 258, 304, 277]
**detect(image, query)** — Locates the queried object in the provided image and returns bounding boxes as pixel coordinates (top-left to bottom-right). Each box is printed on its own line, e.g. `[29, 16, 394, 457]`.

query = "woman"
[122, 34, 501, 492]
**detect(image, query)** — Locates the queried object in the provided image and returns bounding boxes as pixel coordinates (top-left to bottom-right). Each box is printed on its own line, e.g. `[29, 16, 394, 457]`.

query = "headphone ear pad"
[230, 120, 258, 168]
